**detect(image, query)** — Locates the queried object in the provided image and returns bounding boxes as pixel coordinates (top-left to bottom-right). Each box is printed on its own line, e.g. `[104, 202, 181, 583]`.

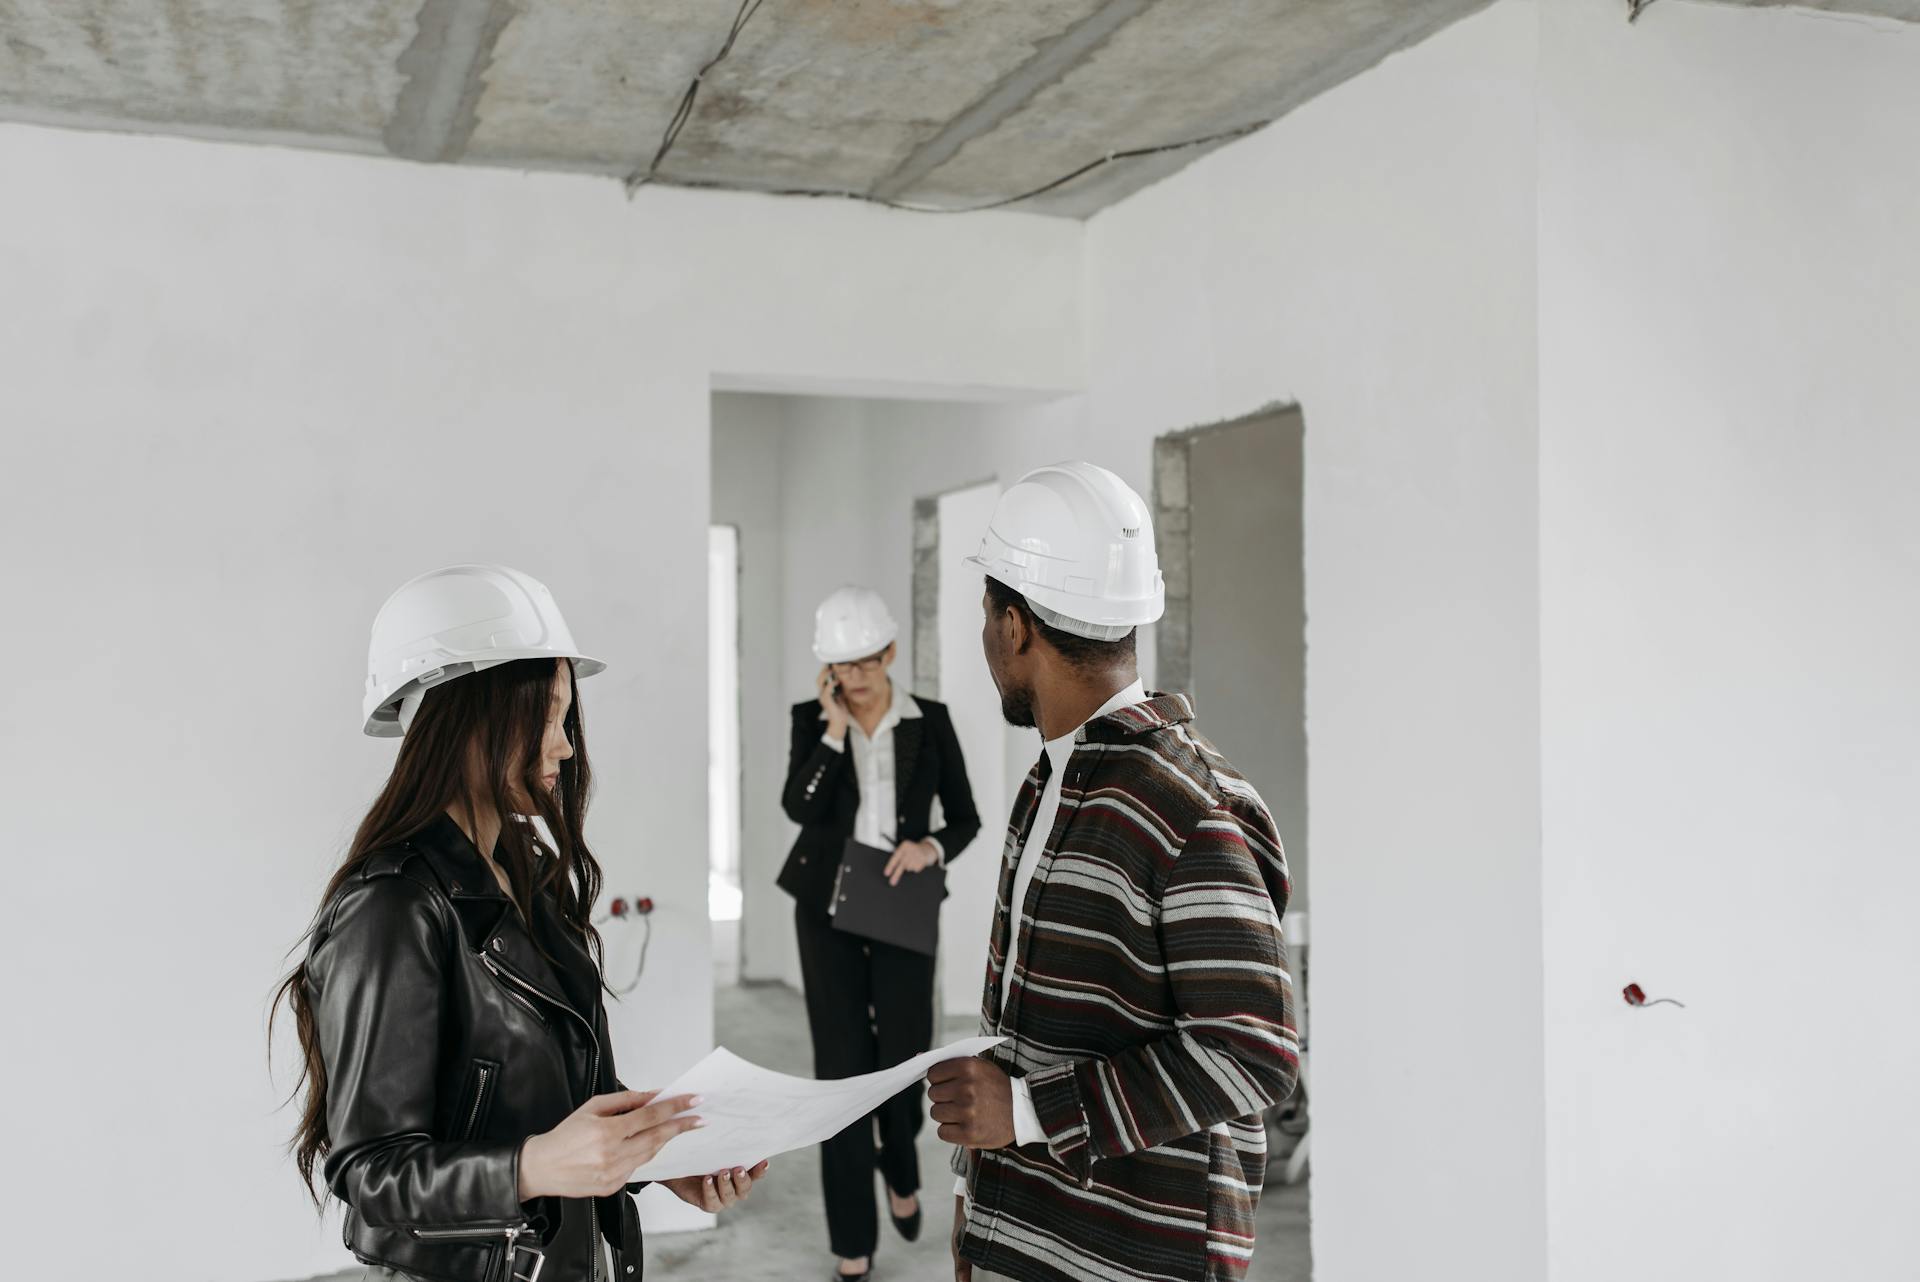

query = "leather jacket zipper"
[463, 1063, 494, 1140]
[411, 1222, 543, 1282]
[481, 954, 549, 1025]
[479, 947, 610, 1279]
[411, 1223, 521, 1239]
[587, 1036, 603, 1280]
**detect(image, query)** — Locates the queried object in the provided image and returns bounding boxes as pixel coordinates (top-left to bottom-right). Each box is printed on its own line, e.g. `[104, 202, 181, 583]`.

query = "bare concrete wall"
[1183, 409, 1309, 909]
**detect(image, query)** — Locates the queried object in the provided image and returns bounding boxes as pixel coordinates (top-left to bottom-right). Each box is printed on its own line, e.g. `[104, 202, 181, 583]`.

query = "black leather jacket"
[306, 814, 644, 1282]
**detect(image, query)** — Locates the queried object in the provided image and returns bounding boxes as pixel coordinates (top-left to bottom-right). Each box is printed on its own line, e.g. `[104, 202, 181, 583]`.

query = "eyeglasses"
[830, 652, 889, 674]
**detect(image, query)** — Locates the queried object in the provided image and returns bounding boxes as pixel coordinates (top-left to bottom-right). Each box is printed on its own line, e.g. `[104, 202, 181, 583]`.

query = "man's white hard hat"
[964, 461, 1164, 642]
[363, 563, 605, 737]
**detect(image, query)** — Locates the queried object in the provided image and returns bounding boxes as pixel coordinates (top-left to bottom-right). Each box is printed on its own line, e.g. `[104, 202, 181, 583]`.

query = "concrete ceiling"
[1700, 0, 1920, 19]
[0, 0, 1497, 217]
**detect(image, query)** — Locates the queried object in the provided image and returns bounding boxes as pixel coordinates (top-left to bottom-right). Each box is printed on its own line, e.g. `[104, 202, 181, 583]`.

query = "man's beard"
[999, 681, 1036, 729]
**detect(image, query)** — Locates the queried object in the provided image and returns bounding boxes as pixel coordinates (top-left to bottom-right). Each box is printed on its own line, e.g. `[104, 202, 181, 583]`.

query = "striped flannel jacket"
[953, 693, 1298, 1282]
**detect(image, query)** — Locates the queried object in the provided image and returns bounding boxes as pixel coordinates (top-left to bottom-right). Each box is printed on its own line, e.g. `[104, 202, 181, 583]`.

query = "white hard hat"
[964, 461, 1164, 642]
[362, 563, 606, 737]
[812, 586, 899, 664]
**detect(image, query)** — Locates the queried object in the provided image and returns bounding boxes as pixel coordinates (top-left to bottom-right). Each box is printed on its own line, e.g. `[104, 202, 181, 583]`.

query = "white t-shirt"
[962, 678, 1150, 1165]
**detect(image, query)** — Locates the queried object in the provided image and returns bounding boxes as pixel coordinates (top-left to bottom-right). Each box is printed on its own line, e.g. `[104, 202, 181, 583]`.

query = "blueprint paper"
[627, 1034, 1004, 1182]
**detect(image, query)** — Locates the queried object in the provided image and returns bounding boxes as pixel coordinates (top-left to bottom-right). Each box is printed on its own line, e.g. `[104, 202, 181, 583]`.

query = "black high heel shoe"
[833, 1257, 873, 1281]
[888, 1192, 922, 1243]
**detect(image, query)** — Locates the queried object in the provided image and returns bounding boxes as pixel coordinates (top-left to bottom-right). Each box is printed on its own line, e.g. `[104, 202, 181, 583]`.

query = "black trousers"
[793, 903, 937, 1259]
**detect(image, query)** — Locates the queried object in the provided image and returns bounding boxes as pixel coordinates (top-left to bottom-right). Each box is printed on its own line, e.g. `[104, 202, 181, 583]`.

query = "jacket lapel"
[410, 816, 594, 1025]
[893, 717, 924, 818]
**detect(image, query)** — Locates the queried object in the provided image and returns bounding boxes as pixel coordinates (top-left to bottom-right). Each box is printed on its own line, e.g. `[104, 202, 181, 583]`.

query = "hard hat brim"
[812, 625, 899, 665]
[362, 650, 606, 738]
[964, 555, 1163, 638]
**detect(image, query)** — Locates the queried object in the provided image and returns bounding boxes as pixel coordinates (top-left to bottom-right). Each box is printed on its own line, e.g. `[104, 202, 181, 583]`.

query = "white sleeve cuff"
[1010, 1077, 1045, 1147]
[953, 1175, 969, 1199]
[821, 732, 846, 752]
[927, 836, 946, 866]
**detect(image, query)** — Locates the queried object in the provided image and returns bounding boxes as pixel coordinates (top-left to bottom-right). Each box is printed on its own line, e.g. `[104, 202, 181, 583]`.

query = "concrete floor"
[307, 982, 1311, 1281]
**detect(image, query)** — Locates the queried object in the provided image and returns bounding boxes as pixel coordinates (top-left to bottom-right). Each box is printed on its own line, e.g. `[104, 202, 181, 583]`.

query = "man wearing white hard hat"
[927, 464, 1300, 1282]
[275, 564, 767, 1282]
[778, 586, 983, 1281]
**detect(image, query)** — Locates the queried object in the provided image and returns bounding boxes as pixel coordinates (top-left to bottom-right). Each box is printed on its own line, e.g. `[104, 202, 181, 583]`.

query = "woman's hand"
[816, 666, 849, 739]
[883, 839, 940, 886]
[664, 1160, 771, 1212]
[518, 1090, 703, 1200]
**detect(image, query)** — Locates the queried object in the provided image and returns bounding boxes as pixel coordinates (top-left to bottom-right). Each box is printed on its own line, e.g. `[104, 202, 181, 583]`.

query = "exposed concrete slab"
[0, 0, 411, 141]
[461, 3, 735, 175]
[869, 0, 1152, 202]
[1696, 0, 1920, 21]
[651, 0, 1114, 197]
[912, 0, 1499, 215]
[0, 0, 1508, 215]
[384, 0, 516, 164]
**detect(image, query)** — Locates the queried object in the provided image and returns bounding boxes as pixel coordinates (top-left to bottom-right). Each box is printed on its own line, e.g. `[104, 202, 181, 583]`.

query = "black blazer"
[777, 694, 982, 915]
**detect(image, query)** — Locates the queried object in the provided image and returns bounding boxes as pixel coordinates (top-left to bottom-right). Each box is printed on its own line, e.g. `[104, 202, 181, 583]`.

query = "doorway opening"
[708, 523, 745, 986]
[1156, 404, 1312, 1278]
[911, 480, 1009, 1022]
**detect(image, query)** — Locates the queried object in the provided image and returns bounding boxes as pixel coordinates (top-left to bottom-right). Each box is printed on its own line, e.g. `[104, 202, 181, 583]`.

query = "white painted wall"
[1538, 4, 1920, 1279]
[1083, 6, 1546, 1280]
[0, 125, 1078, 1282]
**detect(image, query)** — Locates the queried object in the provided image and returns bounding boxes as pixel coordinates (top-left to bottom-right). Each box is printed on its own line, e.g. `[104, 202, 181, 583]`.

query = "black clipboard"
[830, 838, 943, 956]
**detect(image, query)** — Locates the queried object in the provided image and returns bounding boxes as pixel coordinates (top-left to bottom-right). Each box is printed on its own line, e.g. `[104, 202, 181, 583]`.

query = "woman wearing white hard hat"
[778, 585, 982, 1281]
[273, 564, 766, 1282]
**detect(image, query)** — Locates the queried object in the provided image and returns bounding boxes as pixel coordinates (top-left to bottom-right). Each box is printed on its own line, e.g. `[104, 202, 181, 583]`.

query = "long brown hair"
[270, 656, 602, 1204]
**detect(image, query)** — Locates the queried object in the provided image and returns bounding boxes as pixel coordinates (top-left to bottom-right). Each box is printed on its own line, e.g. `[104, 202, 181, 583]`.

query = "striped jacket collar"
[1074, 691, 1193, 745]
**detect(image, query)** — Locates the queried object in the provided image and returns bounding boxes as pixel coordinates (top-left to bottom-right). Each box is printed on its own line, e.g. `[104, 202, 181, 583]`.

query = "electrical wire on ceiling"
[624, 0, 1277, 214]
[629, 0, 769, 193]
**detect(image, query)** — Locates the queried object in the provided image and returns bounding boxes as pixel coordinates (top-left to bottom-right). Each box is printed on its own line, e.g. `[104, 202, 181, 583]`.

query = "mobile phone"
[825, 668, 843, 703]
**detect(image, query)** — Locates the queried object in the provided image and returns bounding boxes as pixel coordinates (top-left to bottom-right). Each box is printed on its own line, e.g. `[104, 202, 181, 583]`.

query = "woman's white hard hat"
[363, 563, 606, 737]
[812, 586, 899, 664]
[964, 461, 1165, 642]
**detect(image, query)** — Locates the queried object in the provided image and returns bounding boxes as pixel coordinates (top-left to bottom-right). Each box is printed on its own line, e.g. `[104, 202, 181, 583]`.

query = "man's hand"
[951, 1192, 971, 1281]
[928, 1056, 1015, 1150]
[883, 838, 940, 885]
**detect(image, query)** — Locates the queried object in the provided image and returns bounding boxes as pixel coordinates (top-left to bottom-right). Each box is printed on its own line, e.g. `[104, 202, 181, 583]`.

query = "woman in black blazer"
[777, 586, 981, 1282]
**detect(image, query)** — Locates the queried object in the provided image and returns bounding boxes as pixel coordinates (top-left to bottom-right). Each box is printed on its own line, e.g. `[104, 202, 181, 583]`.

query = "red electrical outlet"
[1622, 981, 1685, 1009]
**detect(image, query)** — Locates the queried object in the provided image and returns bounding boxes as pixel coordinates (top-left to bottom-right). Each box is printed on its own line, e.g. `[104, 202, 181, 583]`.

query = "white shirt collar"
[825, 681, 921, 734]
[1043, 678, 1148, 765]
